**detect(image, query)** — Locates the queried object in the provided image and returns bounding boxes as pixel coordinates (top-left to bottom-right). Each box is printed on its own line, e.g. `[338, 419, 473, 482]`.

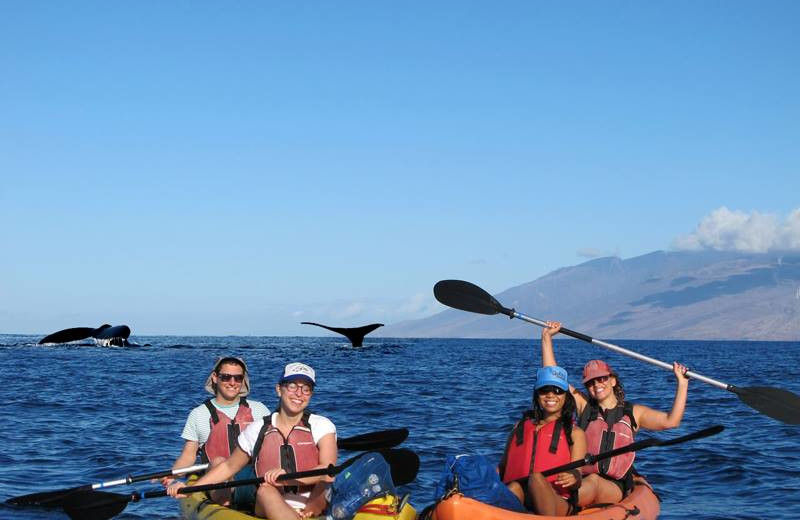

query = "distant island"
[379, 250, 800, 341]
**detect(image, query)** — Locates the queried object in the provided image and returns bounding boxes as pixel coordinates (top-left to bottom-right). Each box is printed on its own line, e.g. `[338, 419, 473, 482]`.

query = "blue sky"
[2, 2, 798, 336]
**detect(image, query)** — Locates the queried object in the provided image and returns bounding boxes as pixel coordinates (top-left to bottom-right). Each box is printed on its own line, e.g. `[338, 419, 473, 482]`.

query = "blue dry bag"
[432, 454, 526, 513]
[326, 452, 396, 520]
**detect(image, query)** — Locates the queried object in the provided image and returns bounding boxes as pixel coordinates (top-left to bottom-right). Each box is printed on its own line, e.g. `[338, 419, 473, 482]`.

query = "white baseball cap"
[279, 362, 316, 386]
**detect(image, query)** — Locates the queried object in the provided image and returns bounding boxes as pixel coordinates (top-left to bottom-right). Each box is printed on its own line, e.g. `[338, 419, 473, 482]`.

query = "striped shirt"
[181, 398, 270, 444]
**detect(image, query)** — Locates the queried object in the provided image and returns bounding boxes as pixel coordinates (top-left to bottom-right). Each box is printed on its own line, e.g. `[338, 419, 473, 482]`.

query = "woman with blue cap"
[498, 365, 587, 516]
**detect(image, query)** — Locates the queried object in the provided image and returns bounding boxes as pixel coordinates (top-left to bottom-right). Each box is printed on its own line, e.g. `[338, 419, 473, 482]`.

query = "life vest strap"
[204, 399, 220, 425]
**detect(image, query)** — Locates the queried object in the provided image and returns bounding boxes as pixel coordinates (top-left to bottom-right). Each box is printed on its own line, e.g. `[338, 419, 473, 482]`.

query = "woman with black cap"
[540, 321, 689, 507]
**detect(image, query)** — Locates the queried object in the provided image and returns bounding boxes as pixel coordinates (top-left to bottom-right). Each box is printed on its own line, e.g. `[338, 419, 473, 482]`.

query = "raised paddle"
[541, 424, 724, 477]
[62, 448, 420, 520]
[6, 428, 408, 508]
[434, 279, 800, 425]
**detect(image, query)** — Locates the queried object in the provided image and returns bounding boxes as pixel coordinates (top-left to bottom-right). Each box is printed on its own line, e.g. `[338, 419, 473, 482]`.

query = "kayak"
[179, 477, 418, 520]
[431, 478, 660, 520]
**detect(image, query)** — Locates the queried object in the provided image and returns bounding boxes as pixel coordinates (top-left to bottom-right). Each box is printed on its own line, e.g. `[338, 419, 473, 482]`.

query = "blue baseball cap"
[535, 366, 569, 391]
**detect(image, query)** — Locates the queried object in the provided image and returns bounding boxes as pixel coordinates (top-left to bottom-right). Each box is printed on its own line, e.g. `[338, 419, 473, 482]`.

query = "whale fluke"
[301, 322, 384, 347]
[38, 324, 132, 346]
[38, 324, 111, 345]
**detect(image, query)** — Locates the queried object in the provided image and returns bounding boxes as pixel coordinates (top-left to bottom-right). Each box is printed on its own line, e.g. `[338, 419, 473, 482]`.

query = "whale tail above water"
[301, 322, 384, 347]
[91, 325, 132, 346]
[39, 324, 133, 346]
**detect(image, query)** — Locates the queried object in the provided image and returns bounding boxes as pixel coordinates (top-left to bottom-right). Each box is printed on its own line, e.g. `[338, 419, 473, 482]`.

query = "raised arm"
[634, 362, 690, 431]
[540, 321, 561, 367]
[541, 321, 586, 411]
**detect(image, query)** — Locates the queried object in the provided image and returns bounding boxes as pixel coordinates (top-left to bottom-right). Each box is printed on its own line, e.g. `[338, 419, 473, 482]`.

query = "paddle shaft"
[92, 463, 208, 490]
[129, 463, 339, 500]
[540, 425, 724, 477]
[433, 280, 800, 424]
[103, 430, 403, 492]
[4, 463, 210, 506]
[7, 428, 404, 507]
[507, 309, 730, 391]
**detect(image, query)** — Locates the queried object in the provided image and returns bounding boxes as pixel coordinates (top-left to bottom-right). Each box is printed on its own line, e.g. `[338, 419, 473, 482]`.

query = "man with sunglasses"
[162, 356, 269, 508]
[168, 362, 337, 519]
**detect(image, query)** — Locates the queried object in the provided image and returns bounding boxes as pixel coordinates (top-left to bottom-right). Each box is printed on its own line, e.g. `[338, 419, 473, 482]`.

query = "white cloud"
[333, 302, 365, 320]
[397, 292, 434, 315]
[673, 207, 800, 252]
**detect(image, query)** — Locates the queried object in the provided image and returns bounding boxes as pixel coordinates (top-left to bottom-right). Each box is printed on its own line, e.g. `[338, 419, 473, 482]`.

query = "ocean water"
[1, 335, 799, 520]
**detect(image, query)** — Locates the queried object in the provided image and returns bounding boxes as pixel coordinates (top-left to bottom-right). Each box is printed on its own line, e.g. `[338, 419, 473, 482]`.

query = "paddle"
[4, 463, 209, 507]
[62, 448, 420, 520]
[337, 428, 409, 451]
[434, 279, 800, 425]
[541, 424, 724, 477]
[6, 428, 408, 508]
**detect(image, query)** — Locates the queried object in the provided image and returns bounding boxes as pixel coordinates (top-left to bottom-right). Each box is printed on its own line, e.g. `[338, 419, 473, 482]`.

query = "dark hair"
[211, 357, 246, 393]
[531, 388, 577, 432]
[215, 357, 246, 374]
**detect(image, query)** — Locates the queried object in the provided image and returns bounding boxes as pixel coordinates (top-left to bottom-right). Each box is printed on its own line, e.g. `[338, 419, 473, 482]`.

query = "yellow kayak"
[179, 476, 417, 520]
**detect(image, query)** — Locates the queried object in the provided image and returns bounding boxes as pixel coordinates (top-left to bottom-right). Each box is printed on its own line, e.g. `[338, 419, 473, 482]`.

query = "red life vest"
[499, 415, 573, 499]
[577, 401, 637, 480]
[252, 411, 320, 495]
[200, 398, 254, 462]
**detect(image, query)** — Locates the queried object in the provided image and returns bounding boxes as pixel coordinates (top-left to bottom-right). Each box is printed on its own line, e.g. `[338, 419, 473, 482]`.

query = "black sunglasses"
[536, 385, 566, 395]
[217, 373, 245, 383]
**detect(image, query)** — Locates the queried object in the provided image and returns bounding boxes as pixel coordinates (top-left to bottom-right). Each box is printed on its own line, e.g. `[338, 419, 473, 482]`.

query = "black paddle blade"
[5, 485, 88, 507]
[433, 280, 508, 316]
[734, 386, 800, 425]
[62, 490, 130, 520]
[338, 428, 409, 451]
[381, 448, 420, 486]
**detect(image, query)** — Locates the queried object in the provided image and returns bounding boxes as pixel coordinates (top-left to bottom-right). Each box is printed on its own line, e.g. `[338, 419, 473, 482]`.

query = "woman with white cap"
[498, 365, 587, 516]
[169, 362, 336, 520]
[540, 321, 689, 507]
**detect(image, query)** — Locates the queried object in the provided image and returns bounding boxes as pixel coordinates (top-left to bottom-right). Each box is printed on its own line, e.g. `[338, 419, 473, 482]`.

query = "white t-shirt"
[180, 398, 270, 444]
[238, 412, 337, 509]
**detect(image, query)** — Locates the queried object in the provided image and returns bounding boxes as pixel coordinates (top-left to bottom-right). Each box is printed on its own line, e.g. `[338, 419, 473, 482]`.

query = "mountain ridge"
[379, 250, 800, 340]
